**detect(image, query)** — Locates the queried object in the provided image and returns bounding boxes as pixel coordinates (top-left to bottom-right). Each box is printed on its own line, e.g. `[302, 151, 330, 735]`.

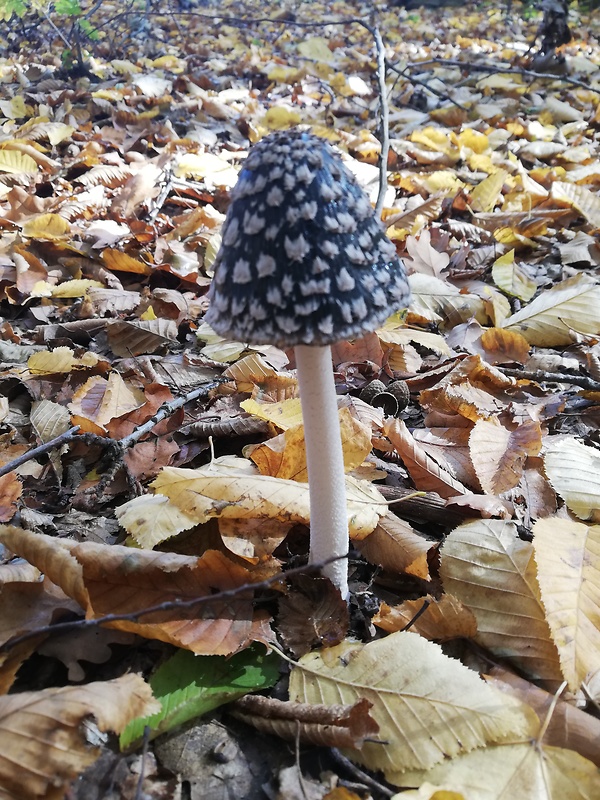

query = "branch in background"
[387, 59, 469, 111]
[406, 57, 597, 94]
[0, 381, 224, 483]
[0, 427, 81, 479]
[498, 368, 600, 391]
[373, 26, 390, 220]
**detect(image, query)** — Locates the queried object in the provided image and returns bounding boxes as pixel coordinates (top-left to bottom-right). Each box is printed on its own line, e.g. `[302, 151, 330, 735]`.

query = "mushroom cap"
[205, 129, 411, 348]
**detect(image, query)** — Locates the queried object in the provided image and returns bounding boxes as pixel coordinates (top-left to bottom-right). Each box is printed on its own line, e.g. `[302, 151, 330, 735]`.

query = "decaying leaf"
[0, 674, 158, 800]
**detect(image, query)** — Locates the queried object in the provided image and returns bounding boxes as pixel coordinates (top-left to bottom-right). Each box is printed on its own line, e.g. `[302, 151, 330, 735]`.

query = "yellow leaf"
[533, 516, 600, 691]
[0, 149, 37, 174]
[51, 279, 104, 298]
[297, 37, 334, 63]
[174, 152, 239, 188]
[396, 743, 600, 798]
[249, 408, 372, 482]
[470, 169, 508, 213]
[242, 397, 304, 430]
[116, 456, 384, 548]
[27, 347, 99, 375]
[440, 519, 563, 682]
[262, 106, 302, 130]
[101, 249, 152, 275]
[458, 128, 489, 154]
[492, 249, 537, 302]
[551, 181, 600, 227]
[22, 213, 70, 240]
[68, 372, 145, 432]
[289, 632, 534, 776]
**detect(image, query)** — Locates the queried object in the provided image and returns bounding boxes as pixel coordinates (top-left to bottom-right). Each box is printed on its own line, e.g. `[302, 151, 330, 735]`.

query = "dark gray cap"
[205, 129, 411, 348]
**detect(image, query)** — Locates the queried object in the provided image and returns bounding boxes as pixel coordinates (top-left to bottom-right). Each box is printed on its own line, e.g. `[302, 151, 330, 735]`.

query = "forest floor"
[1, 1, 600, 799]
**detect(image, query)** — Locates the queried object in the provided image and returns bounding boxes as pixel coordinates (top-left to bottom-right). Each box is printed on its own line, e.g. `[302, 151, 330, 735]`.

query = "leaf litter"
[0, 0, 599, 797]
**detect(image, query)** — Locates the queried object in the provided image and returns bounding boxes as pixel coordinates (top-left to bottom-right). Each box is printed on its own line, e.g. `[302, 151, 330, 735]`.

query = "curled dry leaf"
[0, 673, 159, 800]
[532, 517, 600, 691]
[230, 695, 378, 750]
[440, 519, 563, 683]
[384, 418, 470, 499]
[289, 631, 534, 777]
[354, 510, 433, 580]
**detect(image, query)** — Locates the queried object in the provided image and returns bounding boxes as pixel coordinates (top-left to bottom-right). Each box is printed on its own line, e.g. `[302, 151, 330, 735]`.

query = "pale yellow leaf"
[27, 347, 100, 375]
[543, 437, 600, 522]
[289, 632, 534, 776]
[117, 456, 384, 547]
[533, 517, 600, 690]
[470, 169, 508, 213]
[502, 274, 600, 346]
[396, 743, 600, 798]
[241, 397, 303, 430]
[297, 37, 335, 64]
[21, 213, 70, 240]
[408, 273, 486, 328]
[551, 181, 600, 227]
[50, 279, 103, 297]
[0, 149, 37, 175]
[491, 249, 537, 302]
[30, 400, 70, 442]
[440, 519, 563, 682]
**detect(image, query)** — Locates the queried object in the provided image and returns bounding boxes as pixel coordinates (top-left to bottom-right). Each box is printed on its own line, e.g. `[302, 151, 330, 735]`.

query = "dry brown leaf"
[469, 417, 542, 495]
[107, 318, 178, 357]
[480, 327, 530, 365]
[374, 594, 477, 641]
[0, 526, 274, 656]
[0, 674, 158, 799]
[487, 667, 600, 767]
[0, 474, 21, 523]
[384, 418, 470, 499]
[68, 372, 146, 434]
[355, 510, 433, 579]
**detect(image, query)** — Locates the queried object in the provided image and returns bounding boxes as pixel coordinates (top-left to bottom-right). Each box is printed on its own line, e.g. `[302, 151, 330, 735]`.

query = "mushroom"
[205, 129, 410, 598]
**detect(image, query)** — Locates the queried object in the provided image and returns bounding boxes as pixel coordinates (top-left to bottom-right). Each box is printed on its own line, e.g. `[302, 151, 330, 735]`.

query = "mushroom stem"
[295, 344, 349, 600]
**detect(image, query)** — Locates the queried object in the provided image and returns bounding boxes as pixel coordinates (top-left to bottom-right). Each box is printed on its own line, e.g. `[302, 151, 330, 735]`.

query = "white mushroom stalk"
[295, 344, 349, 598]
[204, 129, 411, 599]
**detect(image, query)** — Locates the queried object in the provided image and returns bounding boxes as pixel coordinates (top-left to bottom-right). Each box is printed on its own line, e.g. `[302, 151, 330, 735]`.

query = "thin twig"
[373, 26, 390, 220]
[0, 427, 81, 479]
[387, 60, 468, 111]
[119, 380, 225, 449]
[331, 749, 395, 798]
[0, 555, 347, 655]
[405, 57, 597, 94]
[133, 727, 151, 800]
[499, 368, 600, 391]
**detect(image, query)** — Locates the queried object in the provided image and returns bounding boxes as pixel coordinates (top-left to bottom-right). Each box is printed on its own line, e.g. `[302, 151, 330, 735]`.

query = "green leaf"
[79, 18, 99, 39]
[0, 0, 27, 21]
[119, 645, 280, 750]
[54, 0, 81, 15]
